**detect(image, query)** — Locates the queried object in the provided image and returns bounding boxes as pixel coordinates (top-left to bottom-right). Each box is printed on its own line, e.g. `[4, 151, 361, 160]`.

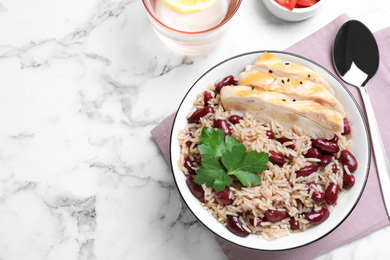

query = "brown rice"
[177, 77, 352, 241]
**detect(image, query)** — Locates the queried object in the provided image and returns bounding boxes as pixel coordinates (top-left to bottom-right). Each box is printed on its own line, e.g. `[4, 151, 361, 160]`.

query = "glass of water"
[142, 0, 242, 54]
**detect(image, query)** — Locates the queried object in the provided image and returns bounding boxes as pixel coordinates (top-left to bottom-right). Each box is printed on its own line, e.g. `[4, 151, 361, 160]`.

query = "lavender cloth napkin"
[151, 13, 390, 260]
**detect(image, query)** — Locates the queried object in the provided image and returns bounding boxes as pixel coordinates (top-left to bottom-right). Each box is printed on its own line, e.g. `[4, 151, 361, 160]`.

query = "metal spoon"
[333, 20, 390, 219]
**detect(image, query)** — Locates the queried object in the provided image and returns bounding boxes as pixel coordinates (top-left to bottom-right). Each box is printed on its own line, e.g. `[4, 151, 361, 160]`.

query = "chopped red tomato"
[296, 0, 319, 7]
[275, 0, 298, 11]
[275, 0, 319, 10]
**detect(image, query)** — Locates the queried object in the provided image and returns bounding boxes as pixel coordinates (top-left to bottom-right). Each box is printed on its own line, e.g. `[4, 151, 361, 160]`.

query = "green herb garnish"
[194, 127, 269, 192]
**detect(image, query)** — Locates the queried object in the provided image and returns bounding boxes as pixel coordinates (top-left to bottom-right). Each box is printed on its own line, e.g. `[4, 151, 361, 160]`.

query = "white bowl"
[263, 0, 327, 22]
[170, 51, 370, 251]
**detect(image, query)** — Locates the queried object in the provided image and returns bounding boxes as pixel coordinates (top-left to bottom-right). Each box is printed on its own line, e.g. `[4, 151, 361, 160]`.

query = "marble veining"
[0, 0, 390, 259]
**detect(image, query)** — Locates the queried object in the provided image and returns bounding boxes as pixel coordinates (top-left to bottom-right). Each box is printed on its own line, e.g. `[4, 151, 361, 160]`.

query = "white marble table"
[1, 0, 390, 259]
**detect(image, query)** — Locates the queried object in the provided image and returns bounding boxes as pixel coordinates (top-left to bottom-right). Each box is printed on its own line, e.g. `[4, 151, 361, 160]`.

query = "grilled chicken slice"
[250, 52, 335, 96]
[238, 70, 346, 117]
[220, 85, 344, 139]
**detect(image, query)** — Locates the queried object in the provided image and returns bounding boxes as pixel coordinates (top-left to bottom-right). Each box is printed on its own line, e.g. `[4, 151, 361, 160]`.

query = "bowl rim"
[142, 0, 242, 34]
[265, 0, 327, 13]
[169, 50, 371, 251]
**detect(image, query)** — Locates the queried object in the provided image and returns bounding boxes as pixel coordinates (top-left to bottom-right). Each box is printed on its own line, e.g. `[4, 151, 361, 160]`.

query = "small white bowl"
[263, 0, 327, 22]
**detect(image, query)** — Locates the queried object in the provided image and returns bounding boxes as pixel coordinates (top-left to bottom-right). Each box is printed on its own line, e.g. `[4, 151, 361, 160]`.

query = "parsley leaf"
[194, 157, 232, 192]
[194, 127, 269, 192]
[221, 135, 247, 171]
[232, 171, 263, 187]
[224, 150, 269, 187]
[226, 150, 269, 174]
[198, 127, 226, 159]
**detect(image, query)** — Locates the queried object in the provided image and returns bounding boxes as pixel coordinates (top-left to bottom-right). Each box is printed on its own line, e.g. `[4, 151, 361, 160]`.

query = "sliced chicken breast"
[238, 70, 346, 117]
[220, 85, 344, 139]
[251, 52, 335, 96]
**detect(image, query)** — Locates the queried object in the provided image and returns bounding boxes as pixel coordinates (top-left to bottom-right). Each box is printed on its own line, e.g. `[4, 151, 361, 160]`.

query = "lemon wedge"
[162, 0, 219, 13]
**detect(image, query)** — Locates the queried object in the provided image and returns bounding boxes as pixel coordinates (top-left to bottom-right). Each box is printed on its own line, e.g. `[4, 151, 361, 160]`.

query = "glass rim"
[142, 0, 242, 35]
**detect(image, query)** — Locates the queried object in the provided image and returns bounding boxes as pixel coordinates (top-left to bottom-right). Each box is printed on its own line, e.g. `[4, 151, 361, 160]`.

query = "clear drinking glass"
[142, 0, 242, 54]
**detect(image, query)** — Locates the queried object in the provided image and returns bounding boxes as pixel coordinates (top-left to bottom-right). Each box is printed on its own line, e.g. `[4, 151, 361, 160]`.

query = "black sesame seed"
[308, 74, 311, 78]
[293, 99, 296, 102]
[282, 99, 286, 101]
[287, 78, 290, 82]
[281, 79, 285, 83]
[251, 86, 255, 90]
[269, 70, 273, 73]
[300, 81, 303, 84]
[285, 63, 289, 65]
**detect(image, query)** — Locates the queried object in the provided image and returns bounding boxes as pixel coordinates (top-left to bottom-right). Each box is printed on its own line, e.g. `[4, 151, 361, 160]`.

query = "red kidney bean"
[266, 131, 275, 139]
[203, 91, 213, 105]
[319, 154, 333, 166]
[216, 187, 232, 205]
[342, 118, 351, 135]
[186, 174, 204, 199]
[307, 184, 325, 202]
[264, 210, 288, 223]
[186, 140, 192, 147]
[184, 158, 196, 175]
[325, 183, 340, 205]
[250, 217, 264, 227]
[312, 139, 340, 154]
[227, 215, 250, 237]
[214, 119, 231, 136]
[312, 191, 325, 202]
[343, 173, 356, 189]
[340, 150, 358, 172]
[232, 79, 239, 86]
[306, 208, 330, 225]
[278, 137, 296, 149]
[296, 165, 318, 177]
[188, 106, 214, 124]
[228, 115, 243, 124]
[215, 75, 234, 93]
[269, 151, 285, 165]
[332, 163, 338, 173]
[304, 147, 322, 159]
[328, 135, 338, 143]
[290, 218, 300, 229]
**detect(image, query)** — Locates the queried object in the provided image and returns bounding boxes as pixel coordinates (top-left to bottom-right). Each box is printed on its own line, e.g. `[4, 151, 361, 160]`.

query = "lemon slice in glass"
[162, 0, 219, 13]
